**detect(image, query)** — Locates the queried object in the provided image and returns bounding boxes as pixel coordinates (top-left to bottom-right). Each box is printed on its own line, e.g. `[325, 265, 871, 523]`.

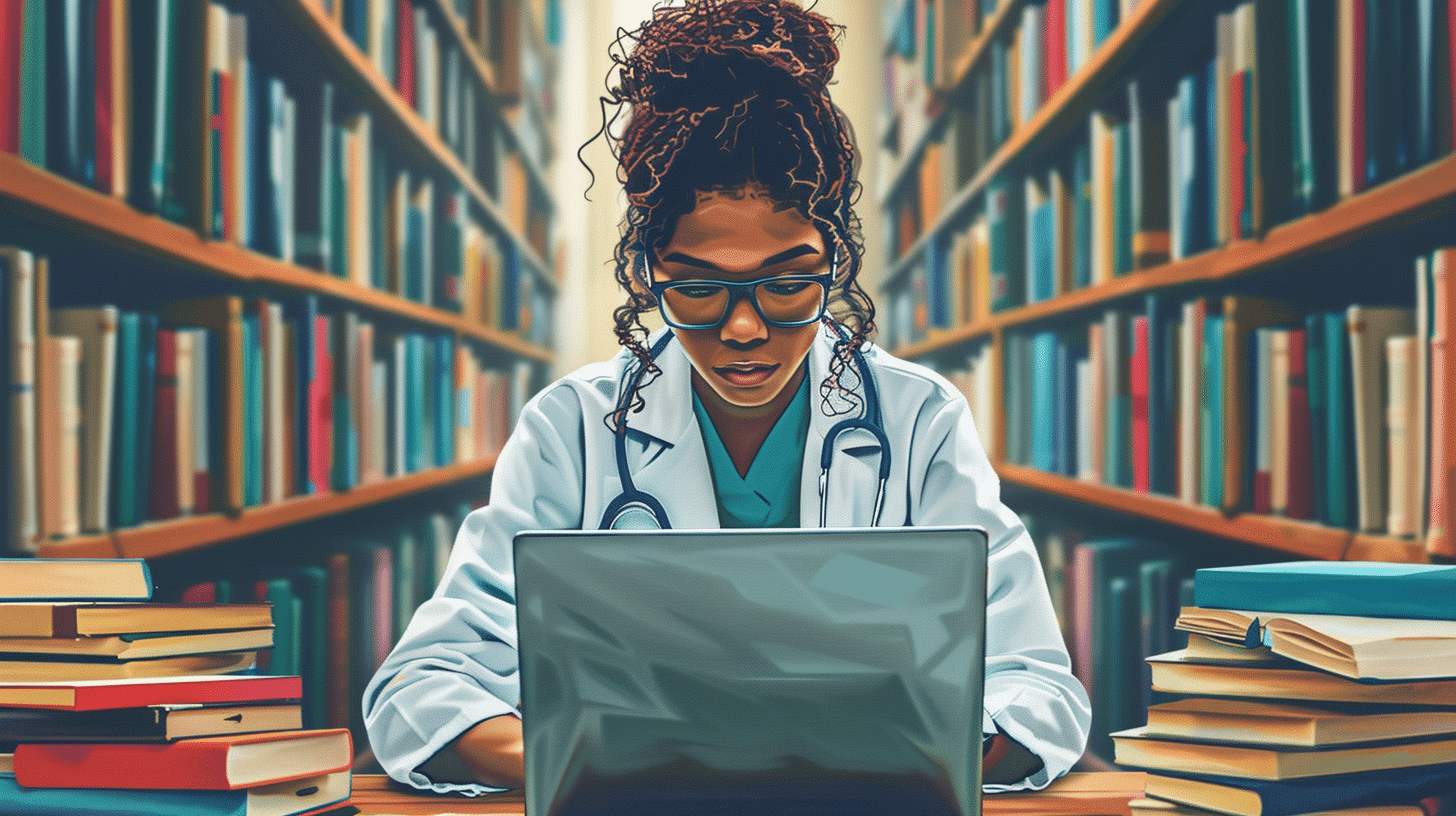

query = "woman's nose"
[720, 294, 769, 344]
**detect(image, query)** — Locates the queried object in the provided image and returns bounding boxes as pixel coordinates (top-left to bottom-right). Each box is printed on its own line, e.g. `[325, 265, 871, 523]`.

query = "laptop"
[513, 526, 988, 816]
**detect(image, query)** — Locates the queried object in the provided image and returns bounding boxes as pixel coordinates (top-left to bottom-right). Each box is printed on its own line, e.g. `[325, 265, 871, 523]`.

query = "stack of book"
[0, 557, 354, 815]
[1111, 561, 1456, 816]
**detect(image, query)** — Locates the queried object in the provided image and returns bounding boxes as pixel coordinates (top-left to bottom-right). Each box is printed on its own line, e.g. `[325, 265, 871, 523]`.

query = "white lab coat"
[363, 322, 1092, 795]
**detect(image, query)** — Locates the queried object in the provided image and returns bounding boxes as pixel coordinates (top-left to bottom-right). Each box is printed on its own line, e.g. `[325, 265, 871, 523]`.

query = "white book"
[44, 336, 82, 539]
[1266, 328, 1289, 515]
[50, 307, 118, 534]
[1076, 356, 1095, 482]
[5, 248, 38, 551]
[370, 358, 388, 480]
[1346, 305, 1415, 533]
[1177, 300, 1203, 504]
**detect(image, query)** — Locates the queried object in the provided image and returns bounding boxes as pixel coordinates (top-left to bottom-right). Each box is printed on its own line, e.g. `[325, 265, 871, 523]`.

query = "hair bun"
[617, 0, 841, 109]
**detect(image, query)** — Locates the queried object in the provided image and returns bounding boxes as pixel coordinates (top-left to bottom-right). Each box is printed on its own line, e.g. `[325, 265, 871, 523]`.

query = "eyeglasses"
[644, 253, 836, 330]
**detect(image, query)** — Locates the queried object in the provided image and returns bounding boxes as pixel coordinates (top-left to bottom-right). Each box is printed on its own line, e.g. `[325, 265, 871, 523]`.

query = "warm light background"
[550, 0, 889, 376]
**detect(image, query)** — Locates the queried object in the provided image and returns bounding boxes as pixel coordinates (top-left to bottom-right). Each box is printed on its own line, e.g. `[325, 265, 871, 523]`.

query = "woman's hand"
[419, 713, 525, 789]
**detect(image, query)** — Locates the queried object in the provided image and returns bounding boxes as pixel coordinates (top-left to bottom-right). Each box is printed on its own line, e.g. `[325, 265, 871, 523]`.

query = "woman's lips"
[714, 363, 779, 387]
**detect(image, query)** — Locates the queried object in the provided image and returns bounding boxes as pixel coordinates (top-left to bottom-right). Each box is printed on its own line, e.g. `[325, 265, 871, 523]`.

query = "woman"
[364, 0, 1090, 795]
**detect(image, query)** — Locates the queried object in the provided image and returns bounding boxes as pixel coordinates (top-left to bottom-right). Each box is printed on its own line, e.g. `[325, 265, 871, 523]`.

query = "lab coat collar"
[624, 324, 882, 529]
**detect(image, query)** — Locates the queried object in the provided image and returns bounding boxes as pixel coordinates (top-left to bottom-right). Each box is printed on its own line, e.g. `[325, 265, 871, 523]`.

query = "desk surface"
[344, 771, 1147, 815]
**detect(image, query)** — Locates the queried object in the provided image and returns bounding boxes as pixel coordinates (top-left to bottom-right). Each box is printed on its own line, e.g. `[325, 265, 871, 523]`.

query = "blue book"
[500, 243, 523, 331]
[1145, 761, 1456, 816]
[1200, 314, 1225, 507]
[1193, 561, 1456, 620]
[0, 771, 350, 816]
[1028, 199, 1055, 303]
[251, 74, 288, 258]
[1145, 293, 1178, 495]
[990, 39, 1009, 146]
[434, 334, 454, 467]
[1030, 331, 1056, 472]
[1091, 0, 1117, 48]
[926, 240, 951, 329]
[1051, 337, 1079, 476]
[134, 313, 158, 523]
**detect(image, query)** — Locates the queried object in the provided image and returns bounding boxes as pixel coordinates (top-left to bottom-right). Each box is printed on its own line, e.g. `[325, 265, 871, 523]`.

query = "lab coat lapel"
[621, 332, 722, 529]
[800, 326, 886, 528]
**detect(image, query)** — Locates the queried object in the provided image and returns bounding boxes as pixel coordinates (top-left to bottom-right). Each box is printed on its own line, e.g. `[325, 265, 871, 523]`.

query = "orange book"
[13, 728, 351, 789]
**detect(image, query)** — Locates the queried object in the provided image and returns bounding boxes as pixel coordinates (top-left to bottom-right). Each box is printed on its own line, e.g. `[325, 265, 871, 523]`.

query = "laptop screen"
[514, 527, 988, 816]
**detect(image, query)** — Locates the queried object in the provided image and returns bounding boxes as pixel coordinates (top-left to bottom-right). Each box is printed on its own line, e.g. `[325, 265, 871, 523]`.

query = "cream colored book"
[1111, 724, 1456, 780]
[1347, 306, 1415, 532]
[263, 301, 287, 505]
[0, 601, 273, 637]
[0, 627, 273, 660]
[1385, 335, 1419, 537]
[0, 651, 256, 682]
[1147, 649, 1456, 705]
[1143, 697, 1456, 748]
[50, 307, 119, 534]
[40, 336, 82, 539]
[1178, 298, 1205, 503]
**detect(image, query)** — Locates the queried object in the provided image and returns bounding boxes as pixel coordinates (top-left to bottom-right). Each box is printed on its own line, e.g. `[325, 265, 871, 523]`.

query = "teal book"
[0, 770, 350, 816]
[404, 335, 424, 473]
[1323, 310, 1354, 529]
[1200, 314, 1225, 508]
[109, 312, 140, 529]
[1111, 119, 1133, 277]
[241, 309, 261, 507]
[1029, 332, 1056, 472]
[18, 0, 45, 165]
[434, 334, 454, 467]
[282, 565, 327, 729]
[388, 521, 421, 643]
[330, 311, 358, 491]
[134, 313, 158, 524]
[251, 577, 298, 678]
[986, 176, 1023, 314]
[1193, 561, 1456, 619]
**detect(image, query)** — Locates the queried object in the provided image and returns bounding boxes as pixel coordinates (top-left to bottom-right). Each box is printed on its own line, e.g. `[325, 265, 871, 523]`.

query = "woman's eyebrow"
[660, 244, 821, 271]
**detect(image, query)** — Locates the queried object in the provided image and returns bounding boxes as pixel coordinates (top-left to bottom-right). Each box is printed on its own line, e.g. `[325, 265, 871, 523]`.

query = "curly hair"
[587, 0, 875, 430]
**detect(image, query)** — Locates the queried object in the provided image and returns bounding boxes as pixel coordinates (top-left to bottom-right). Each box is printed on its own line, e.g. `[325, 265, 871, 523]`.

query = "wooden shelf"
[0, 153, 554, 364]
[892, 151, 1456, 359]
[883, 0, 1184, 288]
[270, 0, 552, 281]
[998, 464, 1431, 564]
[36, 457, 499, 561]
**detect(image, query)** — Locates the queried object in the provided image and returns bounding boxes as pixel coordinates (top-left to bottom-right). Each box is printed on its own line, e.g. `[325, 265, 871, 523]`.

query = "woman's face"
[653, 186, 828, 415]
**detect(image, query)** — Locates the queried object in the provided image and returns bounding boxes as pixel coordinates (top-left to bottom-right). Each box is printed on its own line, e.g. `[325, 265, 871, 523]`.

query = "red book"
[1431, 248, 1451, 558]
[370, 544, 392, 673]
[309, 314, 333, 495]
[94, 0, 113, 191]
[14, 728, 351, 790]
[147, 328, 181, 520]
[1229, 69, 1248, 240]
[1043, 0, 1067, 98]
[0, 0, 19, 153]
[0, 674, 302, 711]
[1285, 328, 1315, 520]
[1130, 315, 1151, 493]
[396, 0, 415, 108]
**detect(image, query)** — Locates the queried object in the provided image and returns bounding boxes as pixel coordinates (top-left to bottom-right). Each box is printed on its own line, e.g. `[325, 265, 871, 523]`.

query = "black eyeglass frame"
[642, 252, 837, 331]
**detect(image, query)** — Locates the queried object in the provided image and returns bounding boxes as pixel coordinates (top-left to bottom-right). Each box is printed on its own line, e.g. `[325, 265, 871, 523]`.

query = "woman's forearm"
[417, 713, 525, 789]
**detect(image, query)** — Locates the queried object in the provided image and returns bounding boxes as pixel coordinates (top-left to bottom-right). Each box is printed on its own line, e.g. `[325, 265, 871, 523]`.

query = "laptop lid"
[514, 526, 988, 816]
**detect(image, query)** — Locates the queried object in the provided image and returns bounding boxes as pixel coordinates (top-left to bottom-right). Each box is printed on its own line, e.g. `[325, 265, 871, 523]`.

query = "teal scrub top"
[691, 374, 810, 528]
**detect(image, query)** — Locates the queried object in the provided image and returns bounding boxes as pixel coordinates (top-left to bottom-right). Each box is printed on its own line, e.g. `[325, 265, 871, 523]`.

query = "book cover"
[1177, 298, 1207, 504]
[0, 769, 349, 816]
[0, 700, 302, 742]
[0, 557, 151, 601]
[14, 728, 351, 789]
[1193, 561, 1456, 620]
[1143, 761, 1456, 816]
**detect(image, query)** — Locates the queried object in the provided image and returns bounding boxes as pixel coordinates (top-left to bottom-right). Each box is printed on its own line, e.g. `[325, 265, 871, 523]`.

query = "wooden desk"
[345, 771, 1147, 815]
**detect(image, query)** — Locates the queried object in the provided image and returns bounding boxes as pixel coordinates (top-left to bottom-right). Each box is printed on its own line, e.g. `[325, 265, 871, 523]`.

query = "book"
[0, 601, 271, 638]
[1142, 697, 1456, 748]
[1143, 761, 1456, 816]
[158, 296, 244, 514]
[0, 558, 151, 600]
[1112, 726, 1456, 780]
[0, 628, 274, 660]
[1192, 561, 1456, 620]
[0, 769, 350, 816]
[1222, 295, 1298, 512]
[13, 728, 351, 789]
[1130, 798, 1431, 816]
[0, 650, 256, 681]
[0, 673, 298, 711]
[1347, 306, 1416, 533]
[1262, 613, 1456, 681]
[1147, 650, 1456, 705]
[0, 701, 302, 742]
[50, 307, 118, 535]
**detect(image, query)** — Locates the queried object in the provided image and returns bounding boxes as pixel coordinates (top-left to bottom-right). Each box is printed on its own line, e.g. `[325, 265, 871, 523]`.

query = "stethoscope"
[597, 322, 891, 530]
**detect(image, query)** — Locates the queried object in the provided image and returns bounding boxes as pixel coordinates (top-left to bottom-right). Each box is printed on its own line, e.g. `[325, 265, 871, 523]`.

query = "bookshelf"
[1, 0, 561, 750]
[878, 0, 1455, 763]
